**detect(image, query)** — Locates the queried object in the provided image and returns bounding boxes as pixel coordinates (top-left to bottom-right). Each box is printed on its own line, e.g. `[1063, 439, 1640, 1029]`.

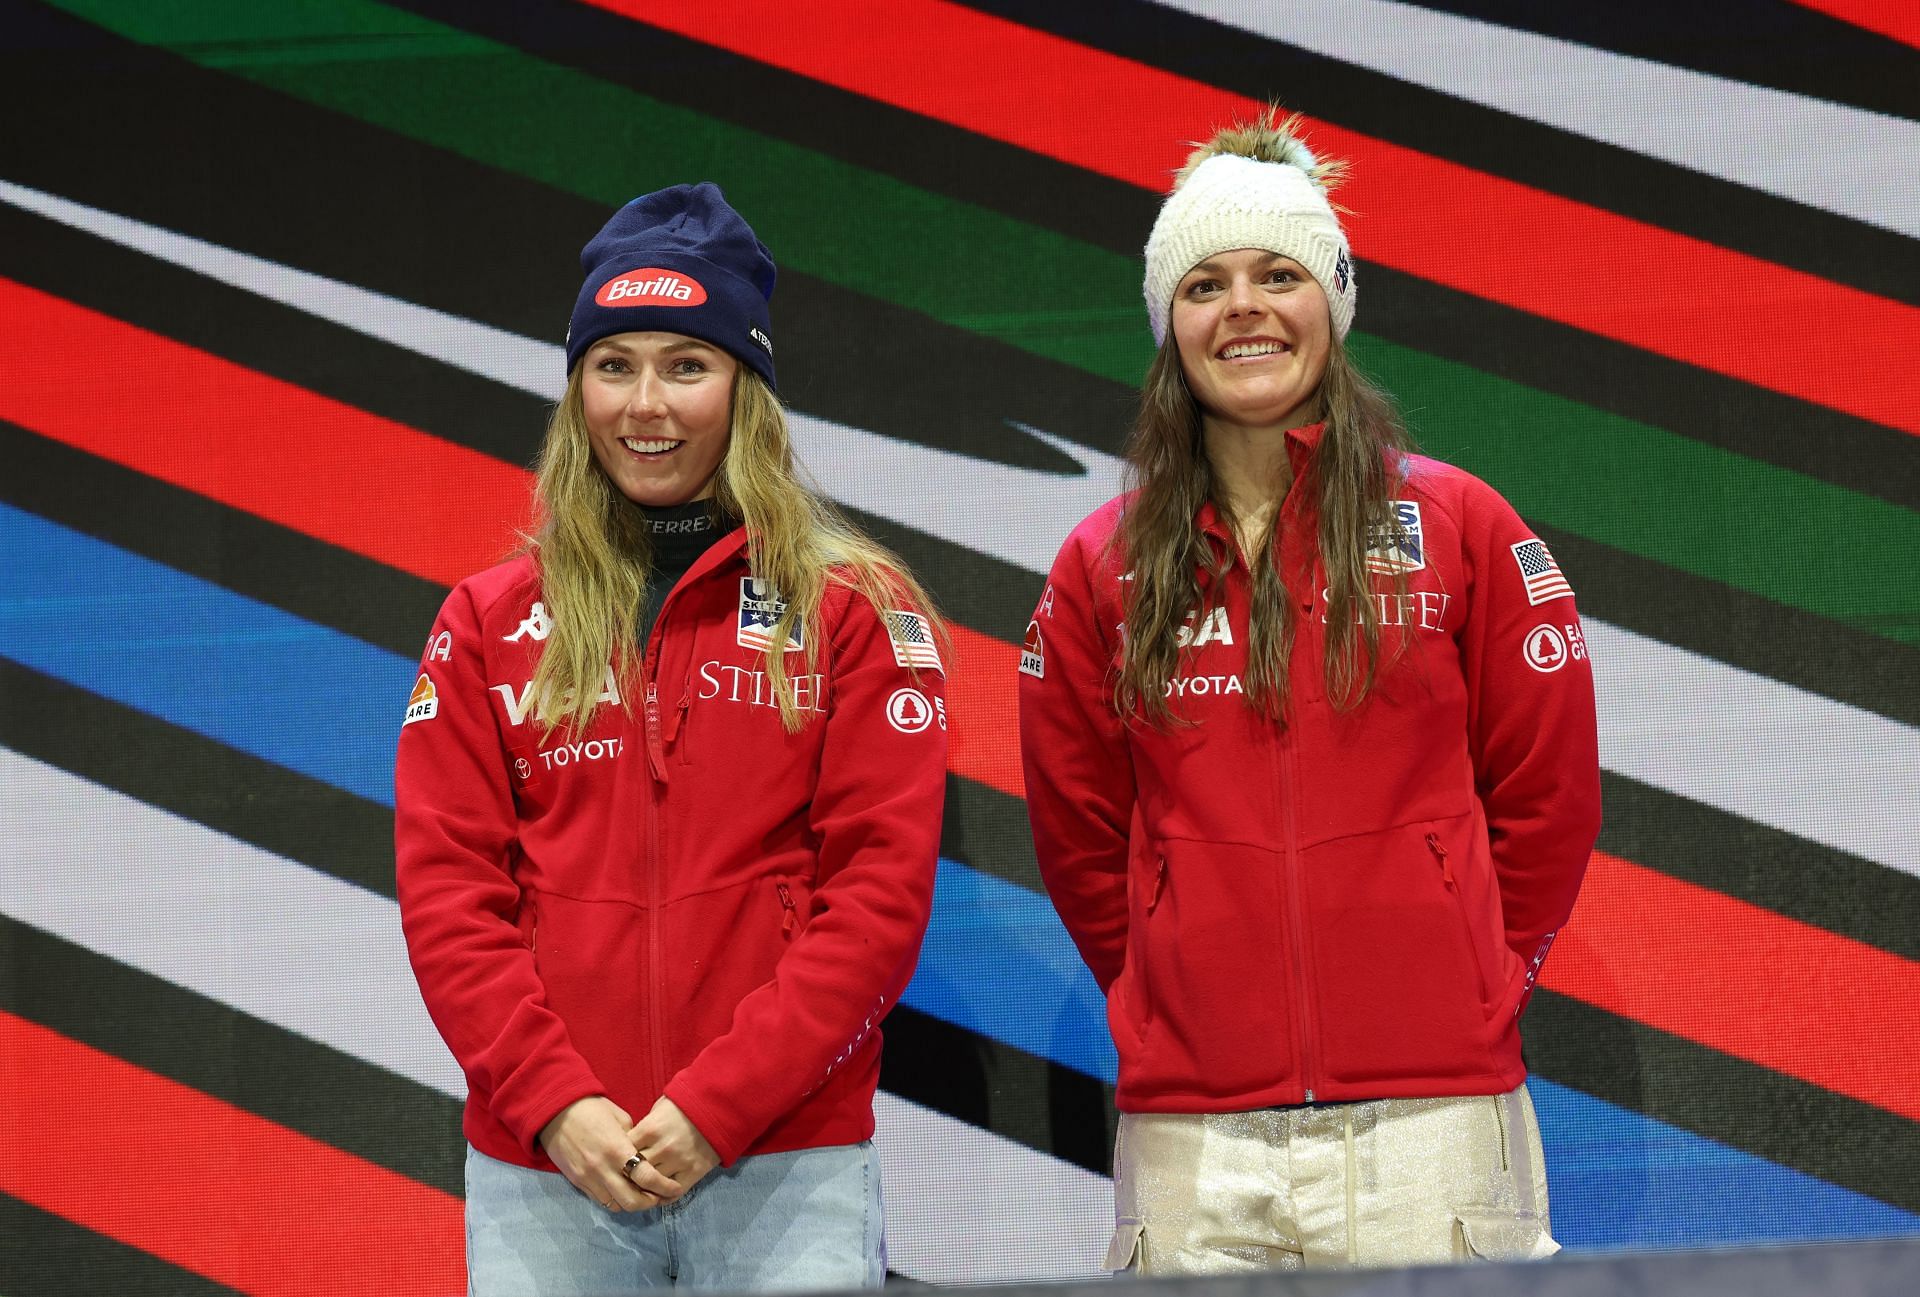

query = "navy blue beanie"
[565, 183, 778, 388]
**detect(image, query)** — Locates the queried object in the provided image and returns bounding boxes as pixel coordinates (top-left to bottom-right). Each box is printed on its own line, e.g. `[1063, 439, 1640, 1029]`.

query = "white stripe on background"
[1586, 622, 1920, 874]
[1159, 0, 1920, 239]
[4, 180, 1916, 880]
[0, 179, 1122, 581]
[0, 748, 1112, 1284]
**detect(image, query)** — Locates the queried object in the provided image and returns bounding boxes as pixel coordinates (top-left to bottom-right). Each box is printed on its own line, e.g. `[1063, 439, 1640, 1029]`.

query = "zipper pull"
[643, 681, 668, 782]
[777, 882, 797, 937]
[663, 687, 691, 745]
[1147, 857, 1168, 913]
[1426, 833, 1455, 888]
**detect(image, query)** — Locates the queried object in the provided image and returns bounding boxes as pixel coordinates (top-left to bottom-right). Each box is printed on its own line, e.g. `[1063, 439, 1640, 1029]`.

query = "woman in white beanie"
[1019, 112, 1602, 1273]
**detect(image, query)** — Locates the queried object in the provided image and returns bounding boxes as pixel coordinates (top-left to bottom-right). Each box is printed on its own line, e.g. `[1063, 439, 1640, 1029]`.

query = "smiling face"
[579, 332, 738, 508]
[1170, 248, 1331, 433]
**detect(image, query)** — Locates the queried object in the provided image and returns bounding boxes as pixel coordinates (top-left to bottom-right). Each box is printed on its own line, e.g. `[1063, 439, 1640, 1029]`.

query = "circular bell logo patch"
[1524, 624, 1569, 673]
[595, 267, 709, 307]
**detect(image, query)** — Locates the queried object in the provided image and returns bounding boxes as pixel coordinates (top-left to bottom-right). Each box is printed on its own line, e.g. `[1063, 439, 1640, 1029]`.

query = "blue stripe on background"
[0, 503, 407, 806]
[4, 502, 1915, 1249]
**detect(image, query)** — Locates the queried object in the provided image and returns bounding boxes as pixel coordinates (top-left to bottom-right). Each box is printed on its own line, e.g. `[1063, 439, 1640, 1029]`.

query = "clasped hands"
[539, 1094, 720, 1213]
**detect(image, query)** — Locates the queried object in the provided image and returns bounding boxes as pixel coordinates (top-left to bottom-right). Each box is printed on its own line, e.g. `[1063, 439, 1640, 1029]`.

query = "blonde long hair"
[527, 366, 940, 734]
[1116, 113, 1414, 726]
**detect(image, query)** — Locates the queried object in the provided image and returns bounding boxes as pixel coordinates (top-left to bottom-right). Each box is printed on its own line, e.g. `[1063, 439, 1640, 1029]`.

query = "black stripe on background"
[1526, 990, 1920, 1214]
[0, 0, 1131, 474]
[1541, 522, 1920, 731]
[0, 657, 398, 900]
[1403, 0, 1920, 124]
[0, 915, 464, 1195]
[378, 0, 1920, 513]
[0, 1193, 240, 1297]
[957, 0, 1920, 306]
[1, 417, 447, 659]
[1369, 264, 1920, 516]
[883, 1006, 1116, 1175]
[0, 663, 1096, 1168]
[1597, 771, 1920, 963]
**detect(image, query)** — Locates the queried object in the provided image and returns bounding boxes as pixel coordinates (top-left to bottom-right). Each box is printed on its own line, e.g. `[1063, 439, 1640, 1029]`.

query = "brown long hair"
[526, 365, 941, 734]
[1114, 330, 1414, 726]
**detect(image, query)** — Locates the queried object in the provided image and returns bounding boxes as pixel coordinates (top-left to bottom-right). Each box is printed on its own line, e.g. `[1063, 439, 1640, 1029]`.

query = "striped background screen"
[3, 1, 1916, 1291]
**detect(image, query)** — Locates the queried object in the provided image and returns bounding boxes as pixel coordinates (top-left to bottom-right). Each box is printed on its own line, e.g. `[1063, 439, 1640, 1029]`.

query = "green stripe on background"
[47, 0, 1920, 646]
[1368, 336, 1920, 644]
[48, 0, 1150, 385]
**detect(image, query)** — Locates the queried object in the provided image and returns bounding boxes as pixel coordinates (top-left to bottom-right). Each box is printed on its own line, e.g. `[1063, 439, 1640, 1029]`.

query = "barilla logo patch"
[404, 673, 439, 726]
[595, 268, 708, 308]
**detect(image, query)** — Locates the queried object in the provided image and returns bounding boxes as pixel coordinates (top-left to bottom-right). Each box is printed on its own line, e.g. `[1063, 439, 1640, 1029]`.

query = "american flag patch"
[1511, 539, 1574, 606]
[883, 609, 943, 673]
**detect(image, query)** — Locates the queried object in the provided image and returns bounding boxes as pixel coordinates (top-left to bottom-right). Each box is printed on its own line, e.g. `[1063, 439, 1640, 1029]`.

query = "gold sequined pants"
[1108, 1084, 1558, 1274]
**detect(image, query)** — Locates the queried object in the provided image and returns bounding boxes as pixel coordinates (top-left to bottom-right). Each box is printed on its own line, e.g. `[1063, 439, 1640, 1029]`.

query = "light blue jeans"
[465, 1141, 885, 1294]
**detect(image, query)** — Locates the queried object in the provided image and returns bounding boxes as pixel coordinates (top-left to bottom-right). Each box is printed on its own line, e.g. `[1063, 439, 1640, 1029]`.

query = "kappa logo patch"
[404, 673, 439, 725]
[738, 578, 803, 652]
[504, 601, 553, 643]
[1366, 500, 1425, 574]
[595, 267, 708, 307]
[1019, 620, 1045, 679]
[882, 610, 943, 673]
[1512, 539, 1574, 606]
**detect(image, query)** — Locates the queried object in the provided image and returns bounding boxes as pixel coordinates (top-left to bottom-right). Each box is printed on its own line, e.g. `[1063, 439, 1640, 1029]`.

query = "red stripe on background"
[1544, 852, 1920, 1120]
[0, 1012, 463, 1297]
[0, 277, 1025, 796]
[587, 0, 1920, 440]
[0, 278, 529, 588]
[1787, 0, 1920, 48]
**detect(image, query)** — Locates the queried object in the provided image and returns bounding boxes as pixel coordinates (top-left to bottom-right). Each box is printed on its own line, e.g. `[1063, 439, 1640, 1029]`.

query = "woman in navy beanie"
[395, 183, 948, 1292]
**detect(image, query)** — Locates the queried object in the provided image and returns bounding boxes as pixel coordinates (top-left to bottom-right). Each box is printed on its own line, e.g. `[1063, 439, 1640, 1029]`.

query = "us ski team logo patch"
[738, 578, 803, 652]
[1366, 500, 1424, 574]
[882, 610, 943, 673]
[404, 673, 439, 725]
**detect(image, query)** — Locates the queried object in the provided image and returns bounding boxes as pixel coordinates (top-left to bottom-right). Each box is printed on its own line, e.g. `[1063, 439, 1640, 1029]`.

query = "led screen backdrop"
[2, 0, 1918, 1291]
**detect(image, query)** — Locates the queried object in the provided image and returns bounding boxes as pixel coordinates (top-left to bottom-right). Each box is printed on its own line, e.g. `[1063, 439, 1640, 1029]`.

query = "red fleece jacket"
[396, 531, 945, 1167]
[1020, 428, 1600, 1111]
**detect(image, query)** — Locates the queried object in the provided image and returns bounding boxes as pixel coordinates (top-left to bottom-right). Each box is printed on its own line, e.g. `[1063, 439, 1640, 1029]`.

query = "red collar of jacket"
[1192, 421, 1327, 552]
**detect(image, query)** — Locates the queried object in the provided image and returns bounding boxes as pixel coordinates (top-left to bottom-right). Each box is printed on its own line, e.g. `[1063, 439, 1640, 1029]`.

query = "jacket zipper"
[777, 882, 798, 938]
[1281, 728, 1318, 1103]
[643, 677, 668, 1099]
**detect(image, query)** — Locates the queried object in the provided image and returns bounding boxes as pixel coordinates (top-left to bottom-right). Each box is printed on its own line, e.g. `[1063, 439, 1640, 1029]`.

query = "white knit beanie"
[1143, 142, 1355, 344]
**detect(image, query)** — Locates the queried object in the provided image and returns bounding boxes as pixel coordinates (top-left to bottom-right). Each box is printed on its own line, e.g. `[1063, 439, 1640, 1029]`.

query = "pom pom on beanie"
[1143, 111, 1355, 343]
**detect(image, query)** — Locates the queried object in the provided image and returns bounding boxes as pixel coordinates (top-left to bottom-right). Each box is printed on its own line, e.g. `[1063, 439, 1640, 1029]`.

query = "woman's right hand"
[538, 1095, 685, 1212]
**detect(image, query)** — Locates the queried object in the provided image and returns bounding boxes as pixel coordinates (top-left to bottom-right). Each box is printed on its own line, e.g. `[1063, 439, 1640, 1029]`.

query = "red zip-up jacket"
[395, 529, 945, 1168]
[1019, 426, 1600, 1111]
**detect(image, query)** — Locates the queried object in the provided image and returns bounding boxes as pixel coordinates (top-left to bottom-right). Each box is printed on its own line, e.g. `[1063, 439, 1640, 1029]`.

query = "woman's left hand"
[629, 1097, 720, 1192]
